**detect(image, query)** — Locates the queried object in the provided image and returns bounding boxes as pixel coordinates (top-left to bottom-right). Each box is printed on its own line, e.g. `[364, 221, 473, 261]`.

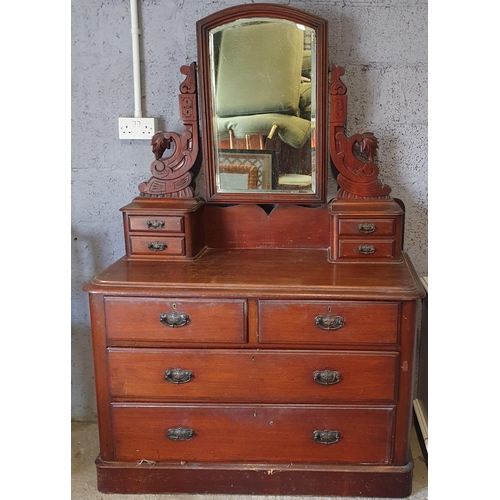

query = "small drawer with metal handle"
[111, 404, 395, 464]
[338, 218, 395, 236]
[128, 235, 186, 256]
[338, 239, 396, 259]
[127, 215, 184, 233]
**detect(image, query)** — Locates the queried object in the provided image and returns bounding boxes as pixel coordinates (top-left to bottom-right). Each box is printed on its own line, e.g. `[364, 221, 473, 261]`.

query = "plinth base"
[96, 457, 413, 497]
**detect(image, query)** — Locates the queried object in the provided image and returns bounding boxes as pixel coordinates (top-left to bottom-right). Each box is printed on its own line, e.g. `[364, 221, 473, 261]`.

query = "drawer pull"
[165, 368, 193, 384]
[147, 220, 165, 230]
[358, 244, 375, 255]
[166, 427, 194, 441]
[148, 241, 167, 252]
[313, 430, 341, 445]
[313, 369, 341, 385]
[159, 311, 190, 328]
[315, 314, 345, 331]
[358, 222, 376, 233]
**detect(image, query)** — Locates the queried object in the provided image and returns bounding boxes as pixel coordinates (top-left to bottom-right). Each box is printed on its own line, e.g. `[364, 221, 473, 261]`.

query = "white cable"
[130, 0, 142, 118]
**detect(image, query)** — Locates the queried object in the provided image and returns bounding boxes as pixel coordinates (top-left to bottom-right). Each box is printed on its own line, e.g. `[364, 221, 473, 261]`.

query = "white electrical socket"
[118, 117, 158, 140]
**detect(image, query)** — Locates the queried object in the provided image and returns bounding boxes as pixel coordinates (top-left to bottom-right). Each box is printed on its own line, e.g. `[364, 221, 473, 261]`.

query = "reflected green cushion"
[216, 22, 304, 117]
[299, 82, 311, 120]
[302, 50, 312, 79]
[217, 113, 311, 149]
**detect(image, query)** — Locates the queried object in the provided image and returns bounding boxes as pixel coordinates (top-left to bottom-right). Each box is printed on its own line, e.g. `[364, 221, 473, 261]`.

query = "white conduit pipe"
[130, 0, 142, 118]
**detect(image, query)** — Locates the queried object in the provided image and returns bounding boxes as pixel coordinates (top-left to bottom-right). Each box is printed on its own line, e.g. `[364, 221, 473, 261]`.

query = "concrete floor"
[72, 421, 428, 500]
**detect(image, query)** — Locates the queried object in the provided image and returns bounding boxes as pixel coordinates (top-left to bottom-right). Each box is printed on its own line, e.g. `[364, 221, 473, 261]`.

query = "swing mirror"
[197, 4, 328, 203]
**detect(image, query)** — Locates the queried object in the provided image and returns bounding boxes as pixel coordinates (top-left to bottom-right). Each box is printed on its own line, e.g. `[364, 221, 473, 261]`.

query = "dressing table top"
[85, 249, 424, 300]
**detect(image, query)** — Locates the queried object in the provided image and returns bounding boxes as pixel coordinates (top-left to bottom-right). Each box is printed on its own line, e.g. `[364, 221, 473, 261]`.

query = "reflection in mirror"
[209, 18, 316, 194]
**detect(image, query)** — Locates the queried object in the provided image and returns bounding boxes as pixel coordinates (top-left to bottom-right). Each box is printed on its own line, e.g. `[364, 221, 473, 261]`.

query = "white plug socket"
[118, 117, 158, 140]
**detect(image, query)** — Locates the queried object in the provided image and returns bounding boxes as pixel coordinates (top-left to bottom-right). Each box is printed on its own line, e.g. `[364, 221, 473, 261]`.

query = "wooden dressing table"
[84, 4, 425, 497]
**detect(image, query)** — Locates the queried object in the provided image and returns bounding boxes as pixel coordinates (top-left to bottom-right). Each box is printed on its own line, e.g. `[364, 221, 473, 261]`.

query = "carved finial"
[179, 62, 197, 94]
[330, 64, 347, 96]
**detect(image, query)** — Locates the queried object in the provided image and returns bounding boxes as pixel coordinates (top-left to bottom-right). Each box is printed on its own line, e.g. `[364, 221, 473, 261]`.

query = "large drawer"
[258, 300, 399, 345]
[111, 404, 395, 464]
[108, 348, 398, 403]
[105, 298, 247, 344]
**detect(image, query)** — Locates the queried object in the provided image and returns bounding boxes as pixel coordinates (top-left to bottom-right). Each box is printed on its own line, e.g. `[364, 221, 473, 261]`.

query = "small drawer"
[338, 218, 395, 236]
[129, 236, 185, 256]
[128, 215, 184, 233]
[259, 300, 399, 345]
[111, 404, 395, 464]
[108, 348, 398, 403]
[105, 298, 247, 344]
[338, 239, 396, 259]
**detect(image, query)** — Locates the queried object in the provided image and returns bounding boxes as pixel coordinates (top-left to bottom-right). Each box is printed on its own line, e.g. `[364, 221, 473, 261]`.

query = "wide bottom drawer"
[111, 404, 395, 465]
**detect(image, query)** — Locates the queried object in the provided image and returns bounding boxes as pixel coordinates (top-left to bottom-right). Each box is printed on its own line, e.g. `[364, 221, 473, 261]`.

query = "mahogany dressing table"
[84, 4, 425, 497]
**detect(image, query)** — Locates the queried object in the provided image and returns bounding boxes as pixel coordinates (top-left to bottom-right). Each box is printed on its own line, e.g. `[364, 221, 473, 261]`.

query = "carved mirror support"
[139, 62, 199, 198]
[329, 64, 392, 200]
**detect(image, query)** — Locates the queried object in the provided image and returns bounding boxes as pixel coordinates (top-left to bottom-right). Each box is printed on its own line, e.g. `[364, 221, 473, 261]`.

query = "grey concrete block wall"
[71, 0, 428, 421]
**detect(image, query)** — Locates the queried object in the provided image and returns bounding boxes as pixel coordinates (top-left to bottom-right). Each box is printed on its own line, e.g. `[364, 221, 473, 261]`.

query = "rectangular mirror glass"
[209, 18, 316, 195]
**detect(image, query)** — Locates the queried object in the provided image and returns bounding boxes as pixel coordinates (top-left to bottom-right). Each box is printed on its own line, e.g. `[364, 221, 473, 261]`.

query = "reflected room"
[209, 18, 316, 194]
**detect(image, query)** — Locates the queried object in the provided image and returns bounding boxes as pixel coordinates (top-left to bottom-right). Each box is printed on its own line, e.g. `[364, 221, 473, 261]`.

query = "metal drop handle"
[313, 430, 340, 445]
[313, 369, 341, 385]
[358, 244, 375, 255]
[159, 311, 190, 328]
[165, 368, 193, 384]
[148, 241, 167, 252]
[358, 222, 375, 233]
[147, 220, 165, 230]
[166, 427, 194, 441]
[315, 315, 345, 331]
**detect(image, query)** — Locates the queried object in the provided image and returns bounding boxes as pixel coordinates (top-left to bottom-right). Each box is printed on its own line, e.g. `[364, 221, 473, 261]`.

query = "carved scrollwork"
[179, 64, 196, 94]
[330, 65, 347, 96]
[138, 62, 199, 198]
[330, 64, 392, 200]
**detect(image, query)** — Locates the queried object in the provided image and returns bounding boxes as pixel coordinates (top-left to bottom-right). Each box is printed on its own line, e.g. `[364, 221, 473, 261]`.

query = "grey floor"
[72, 421, 428, 500]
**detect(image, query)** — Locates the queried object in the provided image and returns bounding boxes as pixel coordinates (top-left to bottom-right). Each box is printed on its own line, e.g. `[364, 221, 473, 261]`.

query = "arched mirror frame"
[196, 3, 328, 204]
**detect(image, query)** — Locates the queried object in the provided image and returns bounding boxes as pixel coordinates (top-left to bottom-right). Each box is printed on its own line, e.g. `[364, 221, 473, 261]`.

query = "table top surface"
[84, 249, 425, 300]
